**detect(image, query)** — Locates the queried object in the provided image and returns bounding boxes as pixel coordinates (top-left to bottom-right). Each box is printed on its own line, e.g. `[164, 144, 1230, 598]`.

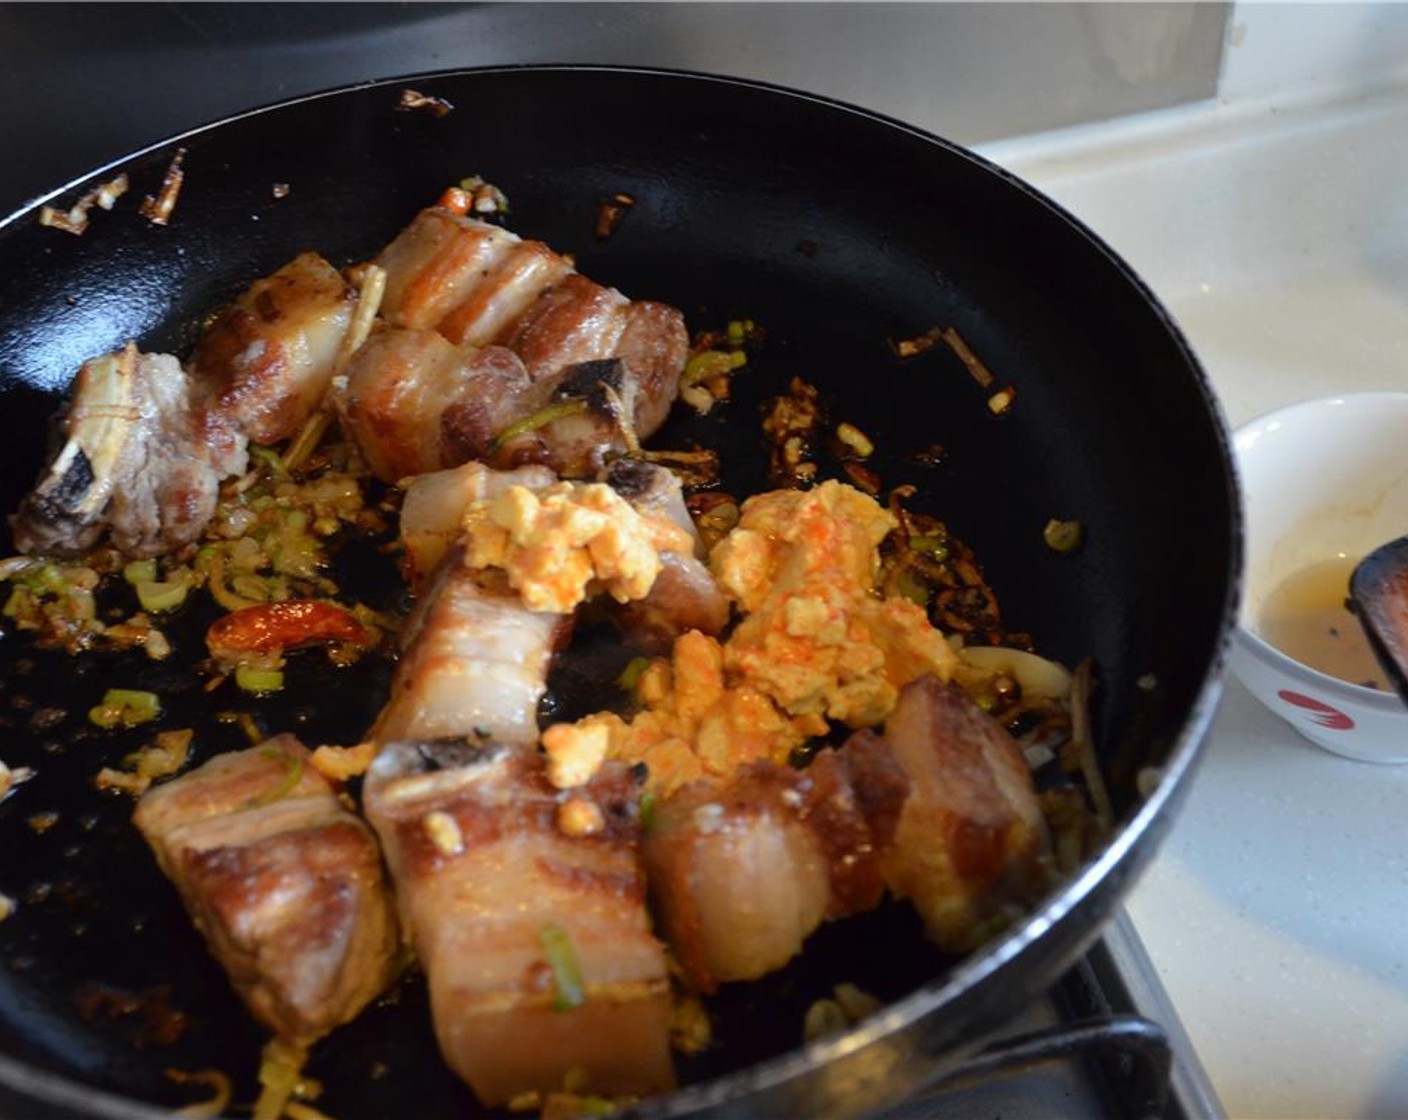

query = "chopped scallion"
[618, 656, 651, 691]
[539, 923, 586, 1011]
[1042, 518, 1084, 554]
[248, 746, 304, 807]
[88, 688, 161, 729]
[135, 578, 189, 613]
[489, 399, 588, 453]
[236, 665, 285, 695]
[122, 559, 158, 585]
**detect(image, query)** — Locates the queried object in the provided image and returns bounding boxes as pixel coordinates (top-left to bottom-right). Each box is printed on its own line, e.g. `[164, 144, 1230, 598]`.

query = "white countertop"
[979, 80, 1408, 1119]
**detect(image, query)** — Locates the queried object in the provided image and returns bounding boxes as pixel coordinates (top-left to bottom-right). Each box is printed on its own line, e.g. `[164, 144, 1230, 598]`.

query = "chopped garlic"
[507, 1090, 543, 1113]
[423, 810, 464, 856]
[669, 995, 713, 1056]
[835, 422, 874, 458]
[309, 742, 376, 782]
[833, 982, 881, 1021]
[0, 759, 35, 803]
[542, 722, 609, 789]
[556, 798, 604, 838]
[803, 998, 848, 1042]
[94, 729, 192, 797]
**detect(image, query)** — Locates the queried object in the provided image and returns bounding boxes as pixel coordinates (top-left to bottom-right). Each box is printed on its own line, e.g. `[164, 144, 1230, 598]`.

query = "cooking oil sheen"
[1259, 555, 1383, 690]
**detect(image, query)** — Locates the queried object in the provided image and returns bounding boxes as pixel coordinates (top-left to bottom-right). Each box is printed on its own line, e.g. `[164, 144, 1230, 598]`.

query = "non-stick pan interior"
[0, 68, 1237, 1118]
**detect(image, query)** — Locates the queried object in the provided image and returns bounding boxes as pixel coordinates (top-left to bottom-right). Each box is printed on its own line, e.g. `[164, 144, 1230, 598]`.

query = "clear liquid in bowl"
[1259, 555, 1384, 690]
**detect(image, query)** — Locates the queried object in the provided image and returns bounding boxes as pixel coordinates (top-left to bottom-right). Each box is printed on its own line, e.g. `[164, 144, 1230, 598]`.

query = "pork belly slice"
[502, 272, 631, 383]
[490, 293, 686, 476]
[363, 739, 674, 1105]
[377, 208, 572, 344]
[338, 327, 537, 484]
[132, 736, 399, 1045]
[394, 458, 727, 651]
[372, 207, 688, 474]
[372, 554, 570, 746]
[398, 460, 557, 590]
[16, 252, 351, 557]
[189, 251, 356, 444]
[848, 676, 1050, 952]
[339, 334, 685, 482]
[12, 343, 247, 557]
[599, 459, 729, 653]
[642, 749, 907, 994]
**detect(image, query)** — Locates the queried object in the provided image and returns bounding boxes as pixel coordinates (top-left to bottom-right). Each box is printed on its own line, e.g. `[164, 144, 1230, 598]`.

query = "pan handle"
[916, 1014, 1172, 1119]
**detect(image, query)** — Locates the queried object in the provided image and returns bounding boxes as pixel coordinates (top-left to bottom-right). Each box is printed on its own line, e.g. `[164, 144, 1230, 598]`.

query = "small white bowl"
[1232, 393, 1408, 763]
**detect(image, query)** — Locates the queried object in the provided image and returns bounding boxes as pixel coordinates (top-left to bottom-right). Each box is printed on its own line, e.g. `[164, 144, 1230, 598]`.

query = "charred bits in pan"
[396, 88, 454, 117]
[139, 149, 186, 227]
[892, 324, 1018, 419]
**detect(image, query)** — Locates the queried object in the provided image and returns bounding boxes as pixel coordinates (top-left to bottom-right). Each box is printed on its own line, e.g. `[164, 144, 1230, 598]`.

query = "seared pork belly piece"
[132, 736, 399, 1045]
[12, 343, 248, 557]
[368, 208, 688, 476]
[600, 459, 730, 652]
[377, 208, 572, 344]
[339, 329, 685, 482]
[642, 749, 907, 994]
[399, 460, 557, 589]
[489, 353, 678, 478]
[16, 253, 355, 557]
[847, 676, 1049, 951]
[338, 328, 536, 484]
[501, 272, 686, 408]
[189, 251, 355, 444]
[396, 457, 727, 651]
[372, 553, 570, 745]
[363, 740, 674, 1105]
[340, 336, 685, 481]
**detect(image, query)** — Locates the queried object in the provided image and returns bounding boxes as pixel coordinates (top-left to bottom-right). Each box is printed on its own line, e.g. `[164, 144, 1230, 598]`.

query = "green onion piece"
[22, 563, 65, 595]
[1043, 518, 1084, 554]
[893, 567, 930, 607]
[123, 559, 158, 586]
[208, 554, 263, 613]
[539, 923, 586, 1011]
[88, 688, 161, 729]
[683, 351, 736, 383]
[281, 412, 332, 474]
[249, 445, 290, 481]
[618, 657, 651, 691]
[489, 399, 588, 453]
[726, 319, 746, 347]
[135, 578, 189, 613]
[236, 665, 286, 695]
[908, 533, 949, 561]
[248, 746, 304, 808]
[638, 791, 657, 832]
[231, 573, 276, 604]
[236, 712, 264, 746]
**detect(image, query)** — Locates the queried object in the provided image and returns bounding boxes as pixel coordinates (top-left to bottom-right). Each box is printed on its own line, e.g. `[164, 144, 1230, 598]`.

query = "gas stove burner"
[879, 914, 1221, 1120]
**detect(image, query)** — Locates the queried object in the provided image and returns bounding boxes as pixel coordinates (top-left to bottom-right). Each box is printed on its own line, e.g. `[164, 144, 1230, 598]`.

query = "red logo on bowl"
[1276, 690, 1355, 731]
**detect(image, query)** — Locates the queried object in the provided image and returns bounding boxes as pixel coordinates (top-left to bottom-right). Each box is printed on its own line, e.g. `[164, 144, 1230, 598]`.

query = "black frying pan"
[0, 67, 1239, 1118]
